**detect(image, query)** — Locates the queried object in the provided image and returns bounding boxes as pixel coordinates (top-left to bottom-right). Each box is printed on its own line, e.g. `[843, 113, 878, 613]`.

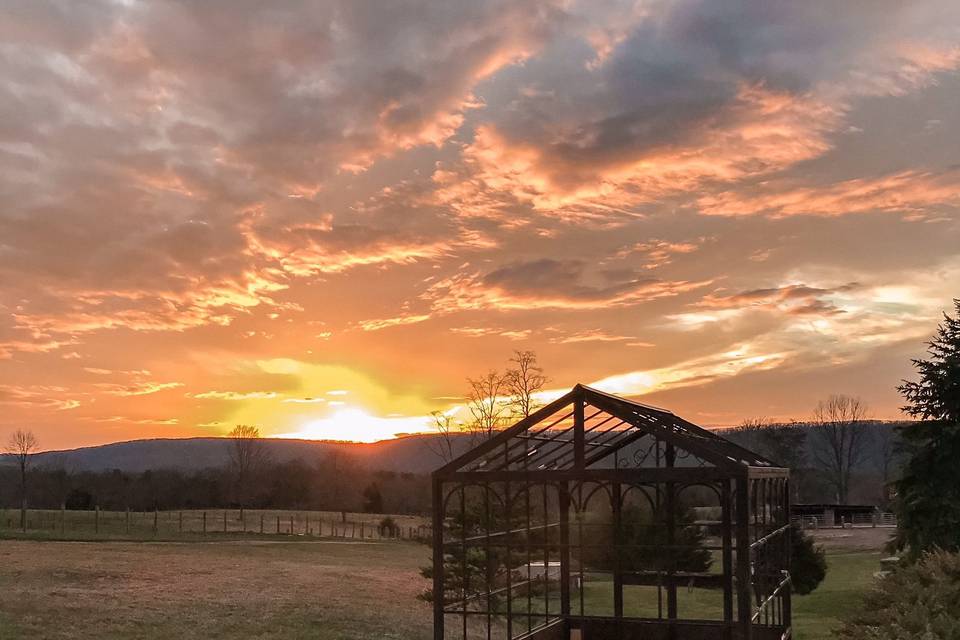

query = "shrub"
[362, 483, 384, 513]
[840, 550, 960, 639]
[790, 524, 827, 595]
[379, 516, 399, 537]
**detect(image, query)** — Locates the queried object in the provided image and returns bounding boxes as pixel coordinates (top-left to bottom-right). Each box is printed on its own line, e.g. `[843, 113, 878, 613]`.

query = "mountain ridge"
[0, 434, 469, 474]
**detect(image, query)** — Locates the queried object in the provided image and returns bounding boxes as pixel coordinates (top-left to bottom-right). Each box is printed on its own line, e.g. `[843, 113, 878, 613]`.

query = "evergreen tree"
[789, 524, 827, 595]
[895, 299, 960, 556]
[583, 503, 712, 574]
[419, 486, 527, 609]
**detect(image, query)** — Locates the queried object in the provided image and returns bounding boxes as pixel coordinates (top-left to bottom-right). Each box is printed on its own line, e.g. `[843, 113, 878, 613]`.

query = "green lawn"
[792, 551, 881, 640]
[511, 551, 879, 639]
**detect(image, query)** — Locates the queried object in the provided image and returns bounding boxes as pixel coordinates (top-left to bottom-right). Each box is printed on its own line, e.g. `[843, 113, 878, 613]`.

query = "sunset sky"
[2, 0, 959, 449]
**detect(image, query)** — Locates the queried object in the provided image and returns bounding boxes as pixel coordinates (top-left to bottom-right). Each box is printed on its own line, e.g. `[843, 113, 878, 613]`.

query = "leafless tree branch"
[810, 394, 869, 503]
[6, 429, 39, 530]
[505, 350, 549, 419]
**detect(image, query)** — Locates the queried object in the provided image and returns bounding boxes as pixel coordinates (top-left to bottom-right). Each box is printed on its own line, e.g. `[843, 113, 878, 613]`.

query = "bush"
[790, 524, 827, 595]
[379, 516, 399, 537]
[362, 483, 384, 513]
[840, 550, 960, 639]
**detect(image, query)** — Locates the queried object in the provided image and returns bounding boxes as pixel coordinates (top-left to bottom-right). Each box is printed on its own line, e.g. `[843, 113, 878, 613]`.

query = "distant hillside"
[0, 434, 474, 475]
[0, 420, 908, 476]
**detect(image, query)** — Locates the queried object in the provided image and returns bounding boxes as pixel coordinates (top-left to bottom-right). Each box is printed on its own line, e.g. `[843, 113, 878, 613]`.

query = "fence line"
[0, 508, 433, 542]
[791, 512, 897, 529]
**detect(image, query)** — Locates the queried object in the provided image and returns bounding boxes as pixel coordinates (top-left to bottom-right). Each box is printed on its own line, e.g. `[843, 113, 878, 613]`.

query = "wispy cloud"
[425, 259, 711, 311]
[95, 381, 184, 397]
[698, 170, 960, 219]
[190, 390, 279, 400]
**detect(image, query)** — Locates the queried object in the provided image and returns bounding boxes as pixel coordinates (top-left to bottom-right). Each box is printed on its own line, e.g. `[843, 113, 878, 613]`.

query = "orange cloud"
[357, 314, 432, 332]
[548, 329, 652, 346]
[438, 86, 840, 220]
[698, 170, 960, 218]
[94, 381, 185, 397]
[697, 283, 862, 315]
[449, 327, 533, 340]
[0, 385, 83, 412]
[190, 391, 279, 400]
[426, 267, 710, 312]
[614, 239, 706, 269]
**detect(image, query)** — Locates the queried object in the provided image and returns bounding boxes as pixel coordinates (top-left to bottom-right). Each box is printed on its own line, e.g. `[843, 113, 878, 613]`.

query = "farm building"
[792, 503, 879, 527]
[431, 384, 792, 640]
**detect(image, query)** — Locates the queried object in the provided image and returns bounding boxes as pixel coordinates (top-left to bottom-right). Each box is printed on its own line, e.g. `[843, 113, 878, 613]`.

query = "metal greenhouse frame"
[431, 384, 791, 640]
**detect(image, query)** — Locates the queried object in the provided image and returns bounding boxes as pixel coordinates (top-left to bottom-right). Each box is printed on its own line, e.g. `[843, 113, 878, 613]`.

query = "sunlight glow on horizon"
[277, 406, 434, 443]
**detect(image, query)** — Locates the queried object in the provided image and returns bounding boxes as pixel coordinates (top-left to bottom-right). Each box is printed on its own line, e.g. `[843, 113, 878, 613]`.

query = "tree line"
[730, 399, 904, 507]
[0, 427, 430, 519]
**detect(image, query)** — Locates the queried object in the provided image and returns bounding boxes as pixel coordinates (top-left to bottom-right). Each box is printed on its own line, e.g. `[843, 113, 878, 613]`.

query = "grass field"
[0, 526, 886, 639]
[792, 550, 881, 639]
[0, 539, 434, 640]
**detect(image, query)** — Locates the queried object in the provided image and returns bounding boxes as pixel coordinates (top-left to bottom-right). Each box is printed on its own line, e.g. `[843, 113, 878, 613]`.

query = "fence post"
[289, 515, 294, 535]
[60, 504, 65, 535]
[276, 515, 280, 535]
[260, 514, 264, 535]
[153, 509, 158, 535]
[179, 511, 183, 533]
[95, 506, 100, 534]
[360, 521, 364, 538]
[202, 511, 207, 536]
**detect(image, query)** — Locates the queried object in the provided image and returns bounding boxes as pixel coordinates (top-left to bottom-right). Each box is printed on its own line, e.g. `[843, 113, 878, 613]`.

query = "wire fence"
[791, 512, 896, 529]
[0, 508, 432, 541]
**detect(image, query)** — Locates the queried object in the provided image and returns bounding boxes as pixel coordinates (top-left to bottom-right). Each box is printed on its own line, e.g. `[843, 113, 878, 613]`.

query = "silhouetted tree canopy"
[895, 299, 960, 556]
[362, 483, 384, 513]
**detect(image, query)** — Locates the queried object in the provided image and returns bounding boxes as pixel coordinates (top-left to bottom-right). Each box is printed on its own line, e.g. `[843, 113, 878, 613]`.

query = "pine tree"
[419, 487, 526, 611]
[789, 524, 827, 595]
[894, 299, 960, 556]
[584, 503, 713, 574]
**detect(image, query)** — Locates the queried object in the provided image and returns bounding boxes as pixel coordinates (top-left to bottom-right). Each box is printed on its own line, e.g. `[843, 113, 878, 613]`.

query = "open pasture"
[0, 526, 883, 640]
[0, 538, 434, 640]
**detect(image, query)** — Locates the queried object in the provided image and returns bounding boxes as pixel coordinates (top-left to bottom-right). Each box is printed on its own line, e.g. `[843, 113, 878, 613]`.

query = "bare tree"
[6, 429, 39, 531]
[873, 424, 897, 508]
[810, 395, 869, 504]
[737, 417, 807, 502]
[465, 370, 508, 443]
[734, 417, 772, 453]
[428, 411, 458, 464]
[505, 350, 549, 419]
[227, 425, 267, 520]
